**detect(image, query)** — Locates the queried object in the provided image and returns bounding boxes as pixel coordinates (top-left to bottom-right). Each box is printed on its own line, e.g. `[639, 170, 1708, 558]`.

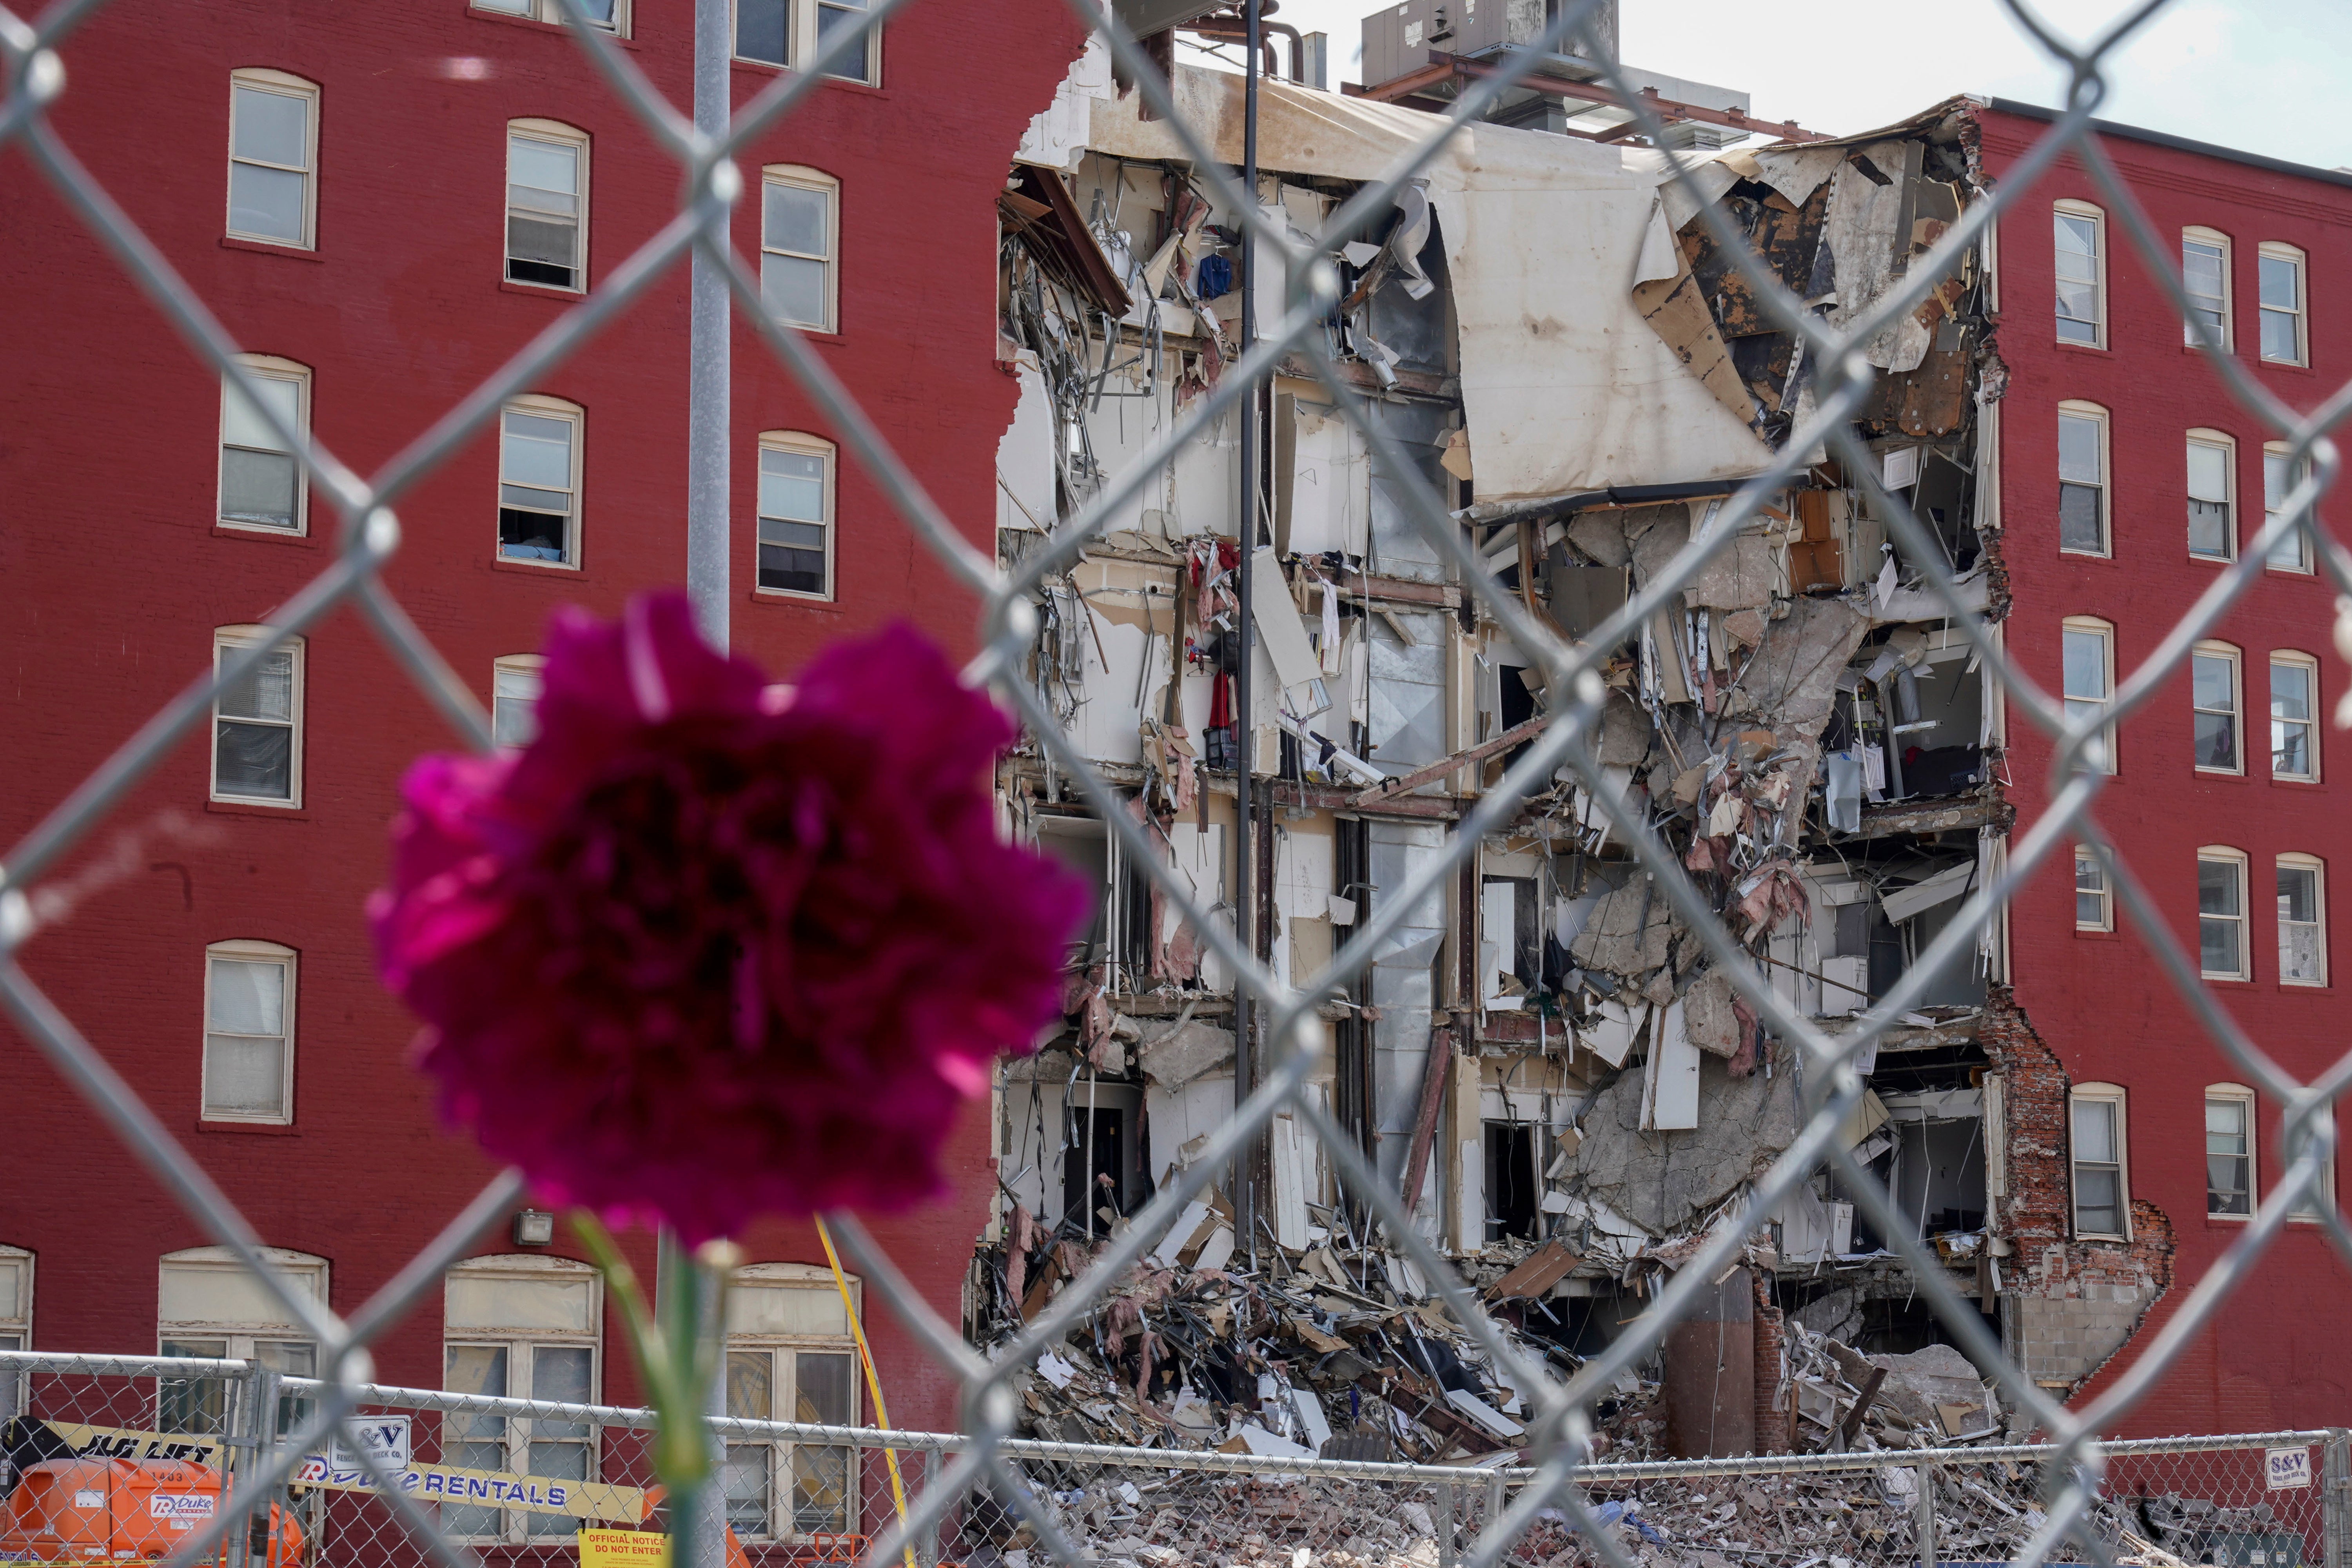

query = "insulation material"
[1642, 999, 1702, 1131]
[1880, 860, 1977, 923]
[1086, 69, 1773, 500]
[1822, 142, 1933, 373]
[995, 359, 1056, 533]
[1249, 548, 1322, 695]
[1283, 401, 1369, 557]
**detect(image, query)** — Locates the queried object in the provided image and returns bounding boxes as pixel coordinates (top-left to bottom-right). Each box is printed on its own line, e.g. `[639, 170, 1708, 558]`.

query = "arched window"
[497, 394, 585, 567]
[227, 69, 318, 249]
[442, 1254, 601, 1541]
[506, 120, 589, 290]
[721, 1263, 860, 1539]
[2054, 199, 2105, 347]
[202, 938, 296, 1123]
[2206, 1083, 2255, 1218]
[760, 166, 838, 332]
[2067, 1083, 2129, 1240]
[158, 1245, 327, 1435]
[755, 430, 836, 600]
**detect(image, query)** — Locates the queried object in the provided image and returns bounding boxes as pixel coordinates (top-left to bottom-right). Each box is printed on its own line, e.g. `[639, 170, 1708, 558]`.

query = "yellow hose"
[815, 1217, 917, 1568]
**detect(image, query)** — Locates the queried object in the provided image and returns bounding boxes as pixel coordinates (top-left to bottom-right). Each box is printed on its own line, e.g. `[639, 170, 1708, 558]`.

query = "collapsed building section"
[978, 60, 2141, 1461]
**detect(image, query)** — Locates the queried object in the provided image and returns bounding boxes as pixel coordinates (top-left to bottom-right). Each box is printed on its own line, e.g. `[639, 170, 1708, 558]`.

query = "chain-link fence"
[5, 1355, 2343, 1568]
[5, 2, 2352, 1568]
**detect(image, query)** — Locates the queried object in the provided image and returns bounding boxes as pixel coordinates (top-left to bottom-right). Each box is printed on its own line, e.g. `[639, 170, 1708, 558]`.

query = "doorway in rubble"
[1061, 1083, 1143, 1239]
[1485, 1122, 1540, 1241]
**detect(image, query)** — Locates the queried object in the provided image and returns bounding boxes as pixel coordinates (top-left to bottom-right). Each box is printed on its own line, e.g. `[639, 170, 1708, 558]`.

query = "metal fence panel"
[4, 4, 2351, 1568]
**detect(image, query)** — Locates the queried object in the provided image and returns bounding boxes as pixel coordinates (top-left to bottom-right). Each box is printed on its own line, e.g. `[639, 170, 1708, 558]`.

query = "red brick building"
[0, 0, 1081, 1510]
[1977, 102, 2352, 1433]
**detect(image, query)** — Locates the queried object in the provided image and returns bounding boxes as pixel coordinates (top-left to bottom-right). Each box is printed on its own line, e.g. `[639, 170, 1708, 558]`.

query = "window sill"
[2074, 926, 2122, 940]
[206, 798, 307, 820]
[467, 7, 640, 46]
[212, 521, 315, 545]
[2265, 564, 2319, 578]
[2073, 1231, 2131, 1245]
[2193, 768, 2249, 780]
[2057, 548, 2115, 563]
[751, 586, 839, 608]
[2258, 358, 2316, 376]
[2272, 775, 2322, 788]
[2202, 974, 2257, 988]
[500, 277, 588, 302]
[195, 1118, 299, 1136]
[2205, 1212, 2252, 1226]
[2187, 552, 2236, 567]
[2280, 980, 2330, 992]
[730, 59, 882, 93]
[221, 235, 322, 262]
[2054, 338, 2109, 355]
[492, 554, 583, 575]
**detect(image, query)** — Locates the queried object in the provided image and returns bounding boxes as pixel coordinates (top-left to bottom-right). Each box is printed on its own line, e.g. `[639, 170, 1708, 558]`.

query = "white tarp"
[1085, 70, 1775, 500]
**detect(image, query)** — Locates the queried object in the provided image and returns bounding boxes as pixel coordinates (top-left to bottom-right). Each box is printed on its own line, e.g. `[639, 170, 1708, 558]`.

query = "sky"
[1190, 0, 2352, 173]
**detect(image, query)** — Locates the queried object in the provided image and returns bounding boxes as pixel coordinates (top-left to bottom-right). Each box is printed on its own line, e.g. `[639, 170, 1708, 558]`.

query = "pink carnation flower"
[369, 593, 1088, 1242]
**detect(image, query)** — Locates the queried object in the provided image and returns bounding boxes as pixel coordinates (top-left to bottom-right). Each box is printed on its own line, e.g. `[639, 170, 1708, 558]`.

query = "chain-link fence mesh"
[4, 1357, 2341, 1568]
[5, 3, 2352, 1568]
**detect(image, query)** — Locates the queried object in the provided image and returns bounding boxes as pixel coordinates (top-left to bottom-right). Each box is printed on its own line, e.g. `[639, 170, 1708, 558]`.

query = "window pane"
[2058, 484, 2101, 550]
[532, 1345, 593, 1420]
[2274, 665, 2314, 775]
[2057, 414, 2101, 483]
[763, 184, 829, 256]
[508, 217, 578, 279]
[791, 1445, 851, 1534]
[2194, 713, 2238, 771]
[2076, 853, 2105, 926]
[2063, 630, 2106, 701]
[203, 1034, 286, 1117]
[221, 448, 299, 528]
[229, 162, 306, 243]
[501, 513, 569, 561]
[208, 957, 285, 1035]
[159, 1340, 233, 1436]
[508, 138, 579, 200]
[2074, 1166, 2120, 1234]
[2266, 452, 2296, 511]
[2199, 858, 2242, 917]
[2192, 652, 2236, 712]
[2071, 1098, 2114, 1163]
[2185, 241, 2225, 320]
[2206, 1095, 2250, 1218]
[2279, 864, 2319, 924]
[502, 412, 574, 488]
[2188, 498, 2230, 557]
[2054, 214, 2097, 266]
[758, 541, 826, 595]
[736, 0, 788, 63]
[223, 374, 301, 454]
[493, 667, 543, 748]
[2259, 254, 2300, 310]
[795, 1352, 852, 1426]
[816, 0, 871, 80]
[2261, 308, 2298, 362]
[2186, 441, 2228, 503]
[724, 1444, 771, 1536]
[216, 721, 293, 799]
[2201, 914, 2243, 976]
[726, 1351, 773, 1421]
[220, 647, 295, 722]
[759, 448, 826, 521]
[762, 254, 827, 329]
[232, 86, 309, 167]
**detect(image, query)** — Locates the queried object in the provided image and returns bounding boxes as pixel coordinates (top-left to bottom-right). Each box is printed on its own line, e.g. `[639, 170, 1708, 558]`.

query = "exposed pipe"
[1232, 0, 1263, 1264]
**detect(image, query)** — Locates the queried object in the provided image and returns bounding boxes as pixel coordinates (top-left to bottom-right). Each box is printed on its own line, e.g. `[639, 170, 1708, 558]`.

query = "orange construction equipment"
[0, 1456, 304, 1568]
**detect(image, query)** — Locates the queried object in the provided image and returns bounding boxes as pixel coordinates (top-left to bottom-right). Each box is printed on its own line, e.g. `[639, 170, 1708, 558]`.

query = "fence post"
[2324, 1429, 2350, 1568]
[1485, 1470, 1506, 1543]
[1916, 1463, 1937, 1568]
[1435, 1481, 1457, 1568]
[240, 1361, 279, 1568]
[911, 1450, 938, 1568]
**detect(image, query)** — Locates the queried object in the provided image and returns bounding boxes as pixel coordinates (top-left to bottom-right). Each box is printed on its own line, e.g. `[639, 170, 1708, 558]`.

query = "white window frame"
[2190, 640, 2243, 776]
[2054, 199, 2107, 349]
[226, 69, 319, 249]
[158, 1245, 327, 1438]
[2062, 616, 2116, 774]
[2288, 1143, 2339, 1223]
[218, 355, 311, 535]
[732, 0, 880, 81]
[492, 654, 546, 751]
[2057, 400, 2109, 557]
[760, 166, 838, 334]
[211, 626, 305, 808]
[496, 394, 584, 568]
[0, 1243, 31, 1363]
[2199, 846, 2252, 982]
[2278, 852, 2327, 989]
[2068, 1083, 2131, 1241]
[2075, 845, 2112, 932]
[2258, 241, 2308, 367]
[2182, 227, 2232, 351]
[505, 119, 589, 292]
[201, 939, 297, 1125]
[2271, 650, 2321, 782]
[2185, 428, 2235, 562]
[2264, 441, 2314, 574]
[442, 1256, 604, 1545]
[2205, 1083, 2256, 1220]
[755, 430, 837, 601]
[471, 0, 629, 34]
[721, 1264, 864, 1543]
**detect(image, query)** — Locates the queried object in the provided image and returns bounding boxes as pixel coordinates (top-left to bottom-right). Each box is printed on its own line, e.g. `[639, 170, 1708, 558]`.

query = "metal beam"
[1354, 51, 1827, 144]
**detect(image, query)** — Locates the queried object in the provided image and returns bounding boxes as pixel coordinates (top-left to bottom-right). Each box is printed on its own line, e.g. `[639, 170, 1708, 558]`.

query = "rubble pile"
[981, 1197, 1584, 1464]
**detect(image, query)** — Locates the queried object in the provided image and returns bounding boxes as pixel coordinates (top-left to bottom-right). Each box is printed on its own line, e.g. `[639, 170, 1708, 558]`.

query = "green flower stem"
[571, 1213, 728, 1496]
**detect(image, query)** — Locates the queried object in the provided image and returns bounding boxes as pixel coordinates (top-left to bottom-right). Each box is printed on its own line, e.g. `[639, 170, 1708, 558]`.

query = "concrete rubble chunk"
[1597, 690, 1653, 766]
[1683, 535, 1778, 611]
[1566, 508, 1633, 569]
[1626, 504, 1692, 588]
[1572, 1053, 1800, 1234]
[1570, 876, 1674, 977]
[1680, 968, 1742, 1058]
[1139, 1019, 1236, 1089]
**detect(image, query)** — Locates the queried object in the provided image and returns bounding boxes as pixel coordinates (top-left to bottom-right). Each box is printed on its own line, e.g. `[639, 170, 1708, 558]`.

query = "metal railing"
[4, 4, 2350, 1568]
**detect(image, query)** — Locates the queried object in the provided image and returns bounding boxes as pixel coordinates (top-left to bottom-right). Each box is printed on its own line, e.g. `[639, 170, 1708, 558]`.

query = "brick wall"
[1751, 1266, 1789, 1454]
[1981, 986, 2176, 1399]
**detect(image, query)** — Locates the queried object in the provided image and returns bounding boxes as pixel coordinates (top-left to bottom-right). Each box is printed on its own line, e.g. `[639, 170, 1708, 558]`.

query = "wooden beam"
[1352, 711, 1551, 807]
